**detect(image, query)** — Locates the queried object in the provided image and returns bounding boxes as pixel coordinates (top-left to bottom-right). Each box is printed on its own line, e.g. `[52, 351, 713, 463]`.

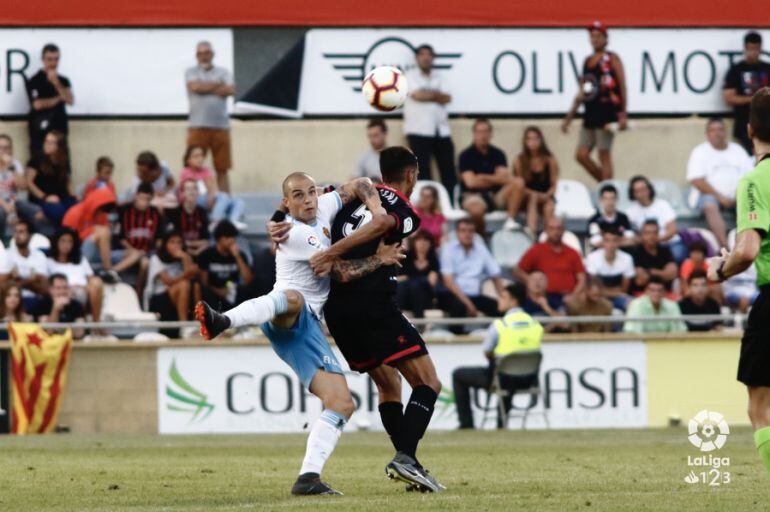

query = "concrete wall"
[0, 116, 722, 195]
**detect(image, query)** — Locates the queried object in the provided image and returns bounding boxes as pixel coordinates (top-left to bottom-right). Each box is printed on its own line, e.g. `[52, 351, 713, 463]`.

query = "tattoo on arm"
[330, 255, 382, 283]
[339, 178, 378, 206]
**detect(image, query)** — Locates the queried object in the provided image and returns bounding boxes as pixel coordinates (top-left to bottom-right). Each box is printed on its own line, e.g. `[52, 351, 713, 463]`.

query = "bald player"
[195, 172, 404, 495]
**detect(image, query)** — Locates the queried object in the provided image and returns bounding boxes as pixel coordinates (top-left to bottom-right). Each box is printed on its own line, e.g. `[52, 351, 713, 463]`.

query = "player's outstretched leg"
[195, 290, 290, 340]
[292, 370, 355, 496]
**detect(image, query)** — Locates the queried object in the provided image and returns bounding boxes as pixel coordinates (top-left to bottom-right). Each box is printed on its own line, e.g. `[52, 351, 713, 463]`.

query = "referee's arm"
[708, 177, 766, 282]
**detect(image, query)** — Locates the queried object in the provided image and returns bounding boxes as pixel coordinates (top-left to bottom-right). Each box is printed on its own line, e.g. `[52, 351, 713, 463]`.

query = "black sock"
[401, 385, 438, 460]
[378, 401, 404, 452]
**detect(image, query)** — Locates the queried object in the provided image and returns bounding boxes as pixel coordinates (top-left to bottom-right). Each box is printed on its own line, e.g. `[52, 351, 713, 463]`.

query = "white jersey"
[273, 191, 343, 317]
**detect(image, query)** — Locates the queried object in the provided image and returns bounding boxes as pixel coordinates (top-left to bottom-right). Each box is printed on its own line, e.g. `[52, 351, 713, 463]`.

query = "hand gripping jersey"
[273, 191, 342, 317]
[329, 184, 421, 296]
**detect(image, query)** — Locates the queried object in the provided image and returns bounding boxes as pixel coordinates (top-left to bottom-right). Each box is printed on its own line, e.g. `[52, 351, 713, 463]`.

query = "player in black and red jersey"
[307, 147, 445, 492]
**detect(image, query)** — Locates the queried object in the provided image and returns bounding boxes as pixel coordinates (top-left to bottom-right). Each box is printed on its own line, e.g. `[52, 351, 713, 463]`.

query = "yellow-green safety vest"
[493, 310, 544, 357]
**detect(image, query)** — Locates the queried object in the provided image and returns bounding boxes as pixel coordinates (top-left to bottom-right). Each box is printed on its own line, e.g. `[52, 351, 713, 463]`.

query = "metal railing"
[0, 313, 747, 332]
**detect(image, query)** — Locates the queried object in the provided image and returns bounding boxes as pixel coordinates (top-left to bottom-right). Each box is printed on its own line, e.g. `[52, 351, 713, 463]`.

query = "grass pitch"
[1, 428, 766, 511]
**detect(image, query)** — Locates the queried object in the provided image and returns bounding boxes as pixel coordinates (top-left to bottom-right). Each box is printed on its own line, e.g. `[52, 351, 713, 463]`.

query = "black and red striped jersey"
[329, 184, 420, 296]
[165, 206, 209, 243]
[116, 204, 163, 252]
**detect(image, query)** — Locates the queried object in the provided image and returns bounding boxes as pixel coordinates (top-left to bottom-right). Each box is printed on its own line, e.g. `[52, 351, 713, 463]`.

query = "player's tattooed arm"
[338, 178, 386, 216]
[329, 241, 405, 282]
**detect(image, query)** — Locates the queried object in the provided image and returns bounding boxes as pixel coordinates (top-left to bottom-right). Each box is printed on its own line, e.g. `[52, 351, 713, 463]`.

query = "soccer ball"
[361, 66, 408, 112]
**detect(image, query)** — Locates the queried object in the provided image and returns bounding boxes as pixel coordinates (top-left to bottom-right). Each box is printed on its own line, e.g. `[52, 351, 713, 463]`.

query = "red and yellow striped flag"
[9, 323, 73, 434]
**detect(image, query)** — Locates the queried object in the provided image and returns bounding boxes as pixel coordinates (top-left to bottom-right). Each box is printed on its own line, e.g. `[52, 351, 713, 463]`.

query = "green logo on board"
[166, 359, 214, 423]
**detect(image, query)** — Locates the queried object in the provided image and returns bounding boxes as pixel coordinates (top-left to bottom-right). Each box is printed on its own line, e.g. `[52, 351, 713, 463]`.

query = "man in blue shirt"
[437, 219, 505, 330]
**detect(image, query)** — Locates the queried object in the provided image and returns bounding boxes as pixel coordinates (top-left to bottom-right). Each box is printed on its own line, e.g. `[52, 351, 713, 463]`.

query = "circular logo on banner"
[687, 410, 729, 452]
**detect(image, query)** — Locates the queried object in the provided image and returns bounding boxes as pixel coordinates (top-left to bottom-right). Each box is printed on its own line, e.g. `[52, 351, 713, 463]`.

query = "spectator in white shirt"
[686, 117, 753, 247]
[0, 219, 49, 303]
[47, 227, 103, 321]
[352, 119, 387, 181]
[627, 175, 686, 262]
[585, 229, 635, 310]
[404, 44, 457, 201]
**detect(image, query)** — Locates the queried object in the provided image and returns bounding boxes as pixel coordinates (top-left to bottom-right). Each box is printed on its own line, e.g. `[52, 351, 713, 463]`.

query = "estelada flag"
[9, 323, 73, 434]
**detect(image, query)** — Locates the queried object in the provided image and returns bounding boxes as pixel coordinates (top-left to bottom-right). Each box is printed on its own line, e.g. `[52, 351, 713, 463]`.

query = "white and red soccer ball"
[361, 66, 408, 112]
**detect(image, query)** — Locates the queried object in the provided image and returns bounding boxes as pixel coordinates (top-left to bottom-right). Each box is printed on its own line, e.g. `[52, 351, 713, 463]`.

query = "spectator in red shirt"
[82, 157, 116, 198]
[414, 185, 446, 247]
[513, 216, 586, 306]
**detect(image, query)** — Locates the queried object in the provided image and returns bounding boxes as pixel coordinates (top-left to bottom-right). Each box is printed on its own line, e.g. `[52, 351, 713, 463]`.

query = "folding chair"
[480, 351, 548, 430]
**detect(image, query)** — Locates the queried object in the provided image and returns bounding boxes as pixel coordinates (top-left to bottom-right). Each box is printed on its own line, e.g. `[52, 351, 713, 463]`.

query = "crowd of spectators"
[0, 40, 261, 339]
[380, 29, 769, 334]
[4, 28, 767, 338]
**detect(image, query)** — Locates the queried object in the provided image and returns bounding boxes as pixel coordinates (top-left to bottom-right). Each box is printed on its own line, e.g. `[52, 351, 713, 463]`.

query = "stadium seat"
[491, 230, 532, 270]
[234, 191, 284, 234]
[594, 179, 631, 212]
[133, 332, 170, 342]
[481, 350, 548, 430]
[554, 179, 595, 219]
[651, 179, 699, 219]
[10, 233, 51, 252]
[537, 229, 583, 256]
[410, 180, 467, 221]
[102, 282, 158, 323]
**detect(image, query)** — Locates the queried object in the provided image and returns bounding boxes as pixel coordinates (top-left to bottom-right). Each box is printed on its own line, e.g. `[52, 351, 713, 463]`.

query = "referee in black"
[708, 87, 770, 475]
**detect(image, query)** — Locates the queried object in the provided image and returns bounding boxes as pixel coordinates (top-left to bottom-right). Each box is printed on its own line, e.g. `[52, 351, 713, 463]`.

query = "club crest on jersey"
[307, 235, 321, 248]
[323, 227, 331, 239]
[403, 217, 413, 234]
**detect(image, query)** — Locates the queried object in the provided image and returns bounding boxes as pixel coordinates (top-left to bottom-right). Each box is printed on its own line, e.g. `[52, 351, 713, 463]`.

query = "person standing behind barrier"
[26, 43, 74, 155]
[186, 41, 235, 193]
[353, 119, 387, 182]
[404, 44, 457, 200]
[722, 32, 770, 154]
[707, 87, 770, 477]
[561, 21, 627, 182]
[452, 282, 542, 430]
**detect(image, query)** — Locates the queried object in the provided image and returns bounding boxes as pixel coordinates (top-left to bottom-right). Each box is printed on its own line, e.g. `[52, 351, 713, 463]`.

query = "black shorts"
[324, 293, 428, 373]
[738, 289, 770, 387]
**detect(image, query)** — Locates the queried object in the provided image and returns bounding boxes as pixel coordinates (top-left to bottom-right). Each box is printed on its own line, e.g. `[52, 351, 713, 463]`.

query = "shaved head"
[282, 172, 315, 197]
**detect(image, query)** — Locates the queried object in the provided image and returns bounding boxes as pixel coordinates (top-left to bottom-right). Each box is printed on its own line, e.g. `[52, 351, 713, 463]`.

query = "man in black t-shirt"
[37, 274, 85, 339]
[587, 183, 635, 249]
[458, 119, 524, 233]
[679, 269, 722, 332]
[25, 43, 74, 155]
[197, 220, 253, 309]
[630, 219, 678, 293]
[723, 32, 770, 153]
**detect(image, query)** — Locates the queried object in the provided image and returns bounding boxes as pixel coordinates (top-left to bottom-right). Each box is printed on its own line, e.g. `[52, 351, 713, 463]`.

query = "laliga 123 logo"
[323, 36, 461, 93]
[683, 410, 731, 486]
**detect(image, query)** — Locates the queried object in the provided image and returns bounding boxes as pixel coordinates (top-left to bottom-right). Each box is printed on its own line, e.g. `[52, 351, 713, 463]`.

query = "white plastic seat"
[133, 332, 169, 342]
[410, 180, 467, 221]
[10, 233, 50, 252]
[491, 230, 533, 269]
[554, 179, 596, 219]
[652, 179, 698, 218]
[102, 282, 158, 322]
[538, 229, 583, 256]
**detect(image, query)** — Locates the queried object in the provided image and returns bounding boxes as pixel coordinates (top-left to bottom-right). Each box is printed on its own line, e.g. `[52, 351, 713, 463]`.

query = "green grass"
[0, 428, 766, 511]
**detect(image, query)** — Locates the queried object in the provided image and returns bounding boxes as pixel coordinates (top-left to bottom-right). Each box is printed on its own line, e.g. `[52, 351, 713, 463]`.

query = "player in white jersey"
[195, 172, 404, 496]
